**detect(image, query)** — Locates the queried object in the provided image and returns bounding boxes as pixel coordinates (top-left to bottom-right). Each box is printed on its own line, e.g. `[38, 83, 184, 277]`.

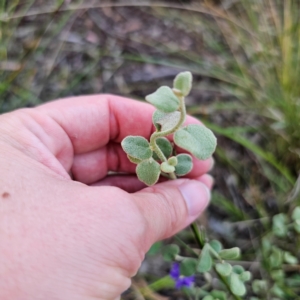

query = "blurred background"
[1, 0, 300, 299]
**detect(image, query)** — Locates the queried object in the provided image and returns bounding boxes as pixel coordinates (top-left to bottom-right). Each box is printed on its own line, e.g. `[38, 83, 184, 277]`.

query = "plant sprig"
[121, 71, 217, 186]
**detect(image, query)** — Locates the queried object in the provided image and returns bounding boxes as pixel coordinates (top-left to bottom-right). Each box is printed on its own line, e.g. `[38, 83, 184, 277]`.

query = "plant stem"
[149, 94, 186, 181]
[190, 222, 205, 248]
[147, 275, 174, 291]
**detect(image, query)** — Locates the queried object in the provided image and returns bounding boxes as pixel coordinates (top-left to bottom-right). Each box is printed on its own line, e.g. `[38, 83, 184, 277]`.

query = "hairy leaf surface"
[153, 137, 173, 161]
[136, 159, 161, 186]
[127, 155, 142, 164]
[173, 71, 192, 96]
[175, 154, 193, 176]
[121, 136, 152, 160]
[152, 110, 181, 132]
[174, 124, 217, 160]
[146, 86, 180, 112]
[160, 162, 175, 173]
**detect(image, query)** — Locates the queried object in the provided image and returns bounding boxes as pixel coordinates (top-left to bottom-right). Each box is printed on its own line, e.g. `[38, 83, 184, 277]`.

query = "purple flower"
[170, 262, 195, 289]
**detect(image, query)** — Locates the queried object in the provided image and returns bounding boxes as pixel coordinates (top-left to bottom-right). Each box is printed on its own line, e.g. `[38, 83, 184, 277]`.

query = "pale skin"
[0, 95, 214, 300]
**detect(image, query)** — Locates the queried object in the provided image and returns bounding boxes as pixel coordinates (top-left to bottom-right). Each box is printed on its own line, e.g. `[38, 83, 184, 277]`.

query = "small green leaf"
[121, 136, 152, 160]
[197, 244, 212, 273]
[175, 154, 193, 176]
[232, 265, 245, 274]
[161, 162, 175, 173]
[283, 251, 298, 264]
[219, 247, 240, 260]
[173, 71, 193, 97]
[216, 262, 232, 277]
[153, 137, 173, 161]
[211, 290, 227, 300]
[162, 244, 180, 261]
[294, 219, 300, 233]
[147, 241, 162, 256]
[202, 296, 214, 300]
[146, 86, 180, 113]
[252, 280, 268, 295]
[168, 156, 178, 166]
[272, 213, 288, 237]
[270, 284, 285, 298]
[152, 110, 181, 131]
[269, 247, 283, 268]
[209, 240, 223, 253]
[230, 273, 246, 296]
[262, 237, 271, 253]
[127, 155, 142, 164]
[174, 124, 217, 160]
[180, 258, 197, 276]
[136, 159, 161, 186]
[271, 270, 284, 281]
[292, 206, 300, 221]
[239, 271, 252, 282]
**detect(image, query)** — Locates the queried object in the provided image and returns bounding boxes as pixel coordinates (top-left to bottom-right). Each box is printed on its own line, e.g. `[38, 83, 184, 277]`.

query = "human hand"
[0, 95, 213, 300]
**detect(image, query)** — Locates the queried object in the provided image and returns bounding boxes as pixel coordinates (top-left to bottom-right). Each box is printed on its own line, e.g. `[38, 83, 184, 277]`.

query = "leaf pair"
[122, 135, 194, 185]
[146, 71, 192, 113]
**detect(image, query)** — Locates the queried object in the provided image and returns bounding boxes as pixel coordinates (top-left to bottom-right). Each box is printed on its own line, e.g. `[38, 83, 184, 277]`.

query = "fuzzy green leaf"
[174, 154, 193, 176]
[271, 270, 284, 281]
[173, 71, 192, 96]
[136, 159, 161, 186]
[152, 110, 181, 131]
[174, 124, 217, 160]
[152, 137, 173, 161]
[180, 258, 197, 276]
[232, 265, 245, 274]
[294, 219, 300, 233]
[211, 290, 227, 300]
[219, 247, 240, 260]
[239, 271, 252, 282]
[168, 156, 178, 166]
[209, 240, 223, 253]
[197, 244, 212, 273]
[230, 273, 246, 296]
[161, 162, 175, 173]
[121, 136, 152, 160]
[269, 247, 283, 268]
[162, 244, 180, 262]
[216, 262, 232, 277]
[270, 284, 285, 298]
[252, 280, 267, 295]
[272, 213, 288, 237]
[202, 296, 214, 300]
[283, 251, 298, 264]
[292, 206, 300, 221]
[146, 86, 180, 113]
[147, 242, 162, 256]
[127, 155, 142, 164]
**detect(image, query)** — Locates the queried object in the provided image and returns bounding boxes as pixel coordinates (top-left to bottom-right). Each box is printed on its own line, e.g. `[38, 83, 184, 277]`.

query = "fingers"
[72, 142, 214, 184]
[36, 94, 156, 155]
[131, 178, 211, 244]
[72, 142, 136, 184]
[91, 175, 146, 193]
[36, 94, 202, 155]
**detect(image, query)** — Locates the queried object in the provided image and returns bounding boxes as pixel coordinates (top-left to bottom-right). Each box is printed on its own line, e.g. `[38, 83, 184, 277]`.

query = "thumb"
[131, 178, 211, 245]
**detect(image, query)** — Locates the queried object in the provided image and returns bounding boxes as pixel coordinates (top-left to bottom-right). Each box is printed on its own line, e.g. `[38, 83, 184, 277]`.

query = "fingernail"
[178, 181, 211, 219]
